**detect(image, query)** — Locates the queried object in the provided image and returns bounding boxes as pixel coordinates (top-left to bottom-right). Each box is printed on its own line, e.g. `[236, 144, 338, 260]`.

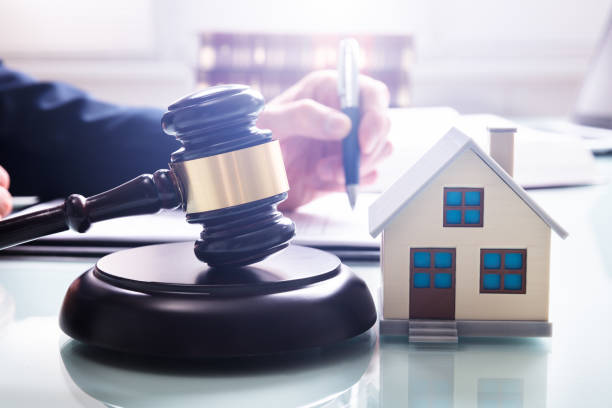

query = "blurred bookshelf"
[197, 33, 414, 107]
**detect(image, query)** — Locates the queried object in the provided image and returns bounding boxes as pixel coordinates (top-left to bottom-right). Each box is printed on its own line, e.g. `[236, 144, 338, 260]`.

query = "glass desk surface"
[2, 158, 612, 408]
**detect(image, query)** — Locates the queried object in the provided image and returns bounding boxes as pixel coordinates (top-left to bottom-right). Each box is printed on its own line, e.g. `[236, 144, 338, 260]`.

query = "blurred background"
[1, 0, 610, 116]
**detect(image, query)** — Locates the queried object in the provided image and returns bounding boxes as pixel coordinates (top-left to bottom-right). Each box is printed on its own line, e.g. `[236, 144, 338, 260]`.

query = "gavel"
[0, 85, 296, 267]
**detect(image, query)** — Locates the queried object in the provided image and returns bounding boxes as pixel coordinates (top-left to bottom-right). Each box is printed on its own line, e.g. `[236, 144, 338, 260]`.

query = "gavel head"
[161, 85, 295, 267]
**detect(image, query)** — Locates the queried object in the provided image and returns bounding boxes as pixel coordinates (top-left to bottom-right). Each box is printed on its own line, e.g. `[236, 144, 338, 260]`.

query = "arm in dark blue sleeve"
[0, 62, 180, 200]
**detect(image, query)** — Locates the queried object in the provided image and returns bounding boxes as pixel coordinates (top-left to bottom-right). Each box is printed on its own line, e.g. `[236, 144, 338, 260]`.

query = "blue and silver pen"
[338, 38, 361, 209]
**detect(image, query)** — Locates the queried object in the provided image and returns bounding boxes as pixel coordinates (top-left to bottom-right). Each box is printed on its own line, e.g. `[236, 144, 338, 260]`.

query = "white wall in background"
[0, 0, 192, 107]
[411, 0, 612, 115]
[0, 0, 610, 114]
[0, 0, 155, 56]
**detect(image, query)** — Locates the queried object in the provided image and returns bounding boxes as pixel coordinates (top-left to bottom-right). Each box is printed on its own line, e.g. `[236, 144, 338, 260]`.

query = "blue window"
[434, 273, 452, 288]
[414, 273, 430, 288]
[504, 274, 523, 290]
[484, 253, 501, 269]
[446, 191, 462, 206]
[443, 188, 483, 227]
[446, 210, 462, 224]
[464, 210, 481, 224]
[465, 191, 481, 205]
[414, 252, 431, 268]
[483, 273, 501, 290]
[412, 249, 455, 290]
[480, 249, 527, 294]
[435, 252, 452, 268]
[505, 253, 523, 269]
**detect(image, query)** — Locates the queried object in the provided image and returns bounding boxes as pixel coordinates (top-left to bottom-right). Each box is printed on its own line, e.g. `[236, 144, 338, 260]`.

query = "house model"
[369, 127, 568, 343]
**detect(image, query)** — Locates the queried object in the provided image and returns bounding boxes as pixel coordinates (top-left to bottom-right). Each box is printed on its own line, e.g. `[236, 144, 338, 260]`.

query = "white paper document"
[13, 194, 380, 249]
[372, 109, 602, 193]
[290, 192, 379, 249]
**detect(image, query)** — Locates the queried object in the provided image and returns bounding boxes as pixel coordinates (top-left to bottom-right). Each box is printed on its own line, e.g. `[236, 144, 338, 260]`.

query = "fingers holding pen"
[0, 166, 11, 218]
[0, 165, 9, 190]
[258, 99, 351, 142]
[0, 186, 12, 218]
[315, 140, 393, 184]
[359, 108, 391, 155]
[316, 170, 379, 193]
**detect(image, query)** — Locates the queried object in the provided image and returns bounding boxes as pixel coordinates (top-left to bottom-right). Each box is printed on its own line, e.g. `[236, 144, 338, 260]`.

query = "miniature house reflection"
[0, 285, 15, 332]
[380, 338, 548, 407]
[59, 329, 377, 408]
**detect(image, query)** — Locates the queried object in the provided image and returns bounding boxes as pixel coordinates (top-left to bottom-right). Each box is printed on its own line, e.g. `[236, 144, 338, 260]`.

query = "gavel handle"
[0, 169, 182, 250]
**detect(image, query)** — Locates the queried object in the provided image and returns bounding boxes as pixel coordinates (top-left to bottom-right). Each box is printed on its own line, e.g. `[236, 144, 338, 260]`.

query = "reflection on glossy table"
[1, 158, 612, 407]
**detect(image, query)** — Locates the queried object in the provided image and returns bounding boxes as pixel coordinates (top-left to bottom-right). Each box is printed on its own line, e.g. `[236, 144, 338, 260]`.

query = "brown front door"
[409, 248, 456, 319]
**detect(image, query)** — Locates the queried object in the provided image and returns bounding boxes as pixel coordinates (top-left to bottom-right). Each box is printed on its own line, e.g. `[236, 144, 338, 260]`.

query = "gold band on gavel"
[170, 140, 290, 214]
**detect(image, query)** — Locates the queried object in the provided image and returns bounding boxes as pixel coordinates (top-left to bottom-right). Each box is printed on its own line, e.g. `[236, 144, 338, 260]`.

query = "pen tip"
[346, 185, 358, 210]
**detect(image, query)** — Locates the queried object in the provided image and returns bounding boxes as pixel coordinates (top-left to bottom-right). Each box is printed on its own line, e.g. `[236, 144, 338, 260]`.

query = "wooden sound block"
[59, 243, 377, 357]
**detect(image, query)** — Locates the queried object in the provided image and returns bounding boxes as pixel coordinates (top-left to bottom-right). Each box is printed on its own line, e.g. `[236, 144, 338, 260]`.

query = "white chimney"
[488, 127, 517, 177]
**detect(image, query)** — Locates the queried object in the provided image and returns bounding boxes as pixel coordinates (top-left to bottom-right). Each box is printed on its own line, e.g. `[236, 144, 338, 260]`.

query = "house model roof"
[369, 127, 569, 239]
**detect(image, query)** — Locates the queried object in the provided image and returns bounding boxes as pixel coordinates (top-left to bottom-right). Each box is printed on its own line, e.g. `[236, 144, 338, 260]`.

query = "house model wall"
[369, 128, 567, 341]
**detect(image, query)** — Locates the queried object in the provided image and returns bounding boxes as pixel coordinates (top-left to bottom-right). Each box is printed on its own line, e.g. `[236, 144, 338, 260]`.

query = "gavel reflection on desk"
[0, 85, 296, 267]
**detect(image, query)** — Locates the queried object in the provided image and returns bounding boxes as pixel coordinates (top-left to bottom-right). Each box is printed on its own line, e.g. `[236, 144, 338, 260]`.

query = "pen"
[338, 38, 360, 209]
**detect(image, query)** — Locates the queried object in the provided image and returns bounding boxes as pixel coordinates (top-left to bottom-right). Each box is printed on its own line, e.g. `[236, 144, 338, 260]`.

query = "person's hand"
[256, 70, 392, 211]
[0, 165, 12, 218]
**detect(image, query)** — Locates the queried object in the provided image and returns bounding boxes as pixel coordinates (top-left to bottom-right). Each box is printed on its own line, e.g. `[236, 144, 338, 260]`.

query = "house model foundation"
[369, 127, 568, 343]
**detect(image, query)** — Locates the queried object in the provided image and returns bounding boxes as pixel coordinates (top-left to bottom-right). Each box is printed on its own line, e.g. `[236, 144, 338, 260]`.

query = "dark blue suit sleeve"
[0, 62, 180, 199]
